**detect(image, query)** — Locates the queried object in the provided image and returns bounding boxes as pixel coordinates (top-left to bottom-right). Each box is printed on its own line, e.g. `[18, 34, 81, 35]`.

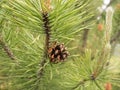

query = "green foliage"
[0, 0, 120, 90]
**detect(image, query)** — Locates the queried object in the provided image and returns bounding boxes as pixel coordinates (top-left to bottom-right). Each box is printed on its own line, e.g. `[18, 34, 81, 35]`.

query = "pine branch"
[72, 72, 102, 89]
[42, 13, 50, 50]
[0, 35, 16, 61]
[37, 12, 50, 78]
[82, 29, 89, 50]
[94, 80, 102, 90]
[110, 30, 120, 44]
[92, 7, 113, 80]
[1, 0, 102, 89]
[98, 0, 114, 18]
[72, 79, 89, 90]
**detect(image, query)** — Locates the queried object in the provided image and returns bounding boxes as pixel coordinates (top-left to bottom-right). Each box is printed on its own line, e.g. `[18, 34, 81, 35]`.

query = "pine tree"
[0, 0, 120, 90]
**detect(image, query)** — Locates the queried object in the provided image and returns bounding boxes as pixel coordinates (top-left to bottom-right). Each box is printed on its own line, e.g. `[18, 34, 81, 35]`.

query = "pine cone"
[48, 42, 69, 63]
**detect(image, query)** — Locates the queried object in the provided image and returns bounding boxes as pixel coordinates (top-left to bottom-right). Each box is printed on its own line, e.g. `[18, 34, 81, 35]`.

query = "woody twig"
[0, 34, 16, 61]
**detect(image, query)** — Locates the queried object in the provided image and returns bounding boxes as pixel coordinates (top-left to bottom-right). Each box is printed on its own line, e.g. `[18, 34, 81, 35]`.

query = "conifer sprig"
[0, 0, 102, 90]
[0, 35, 16, 60]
